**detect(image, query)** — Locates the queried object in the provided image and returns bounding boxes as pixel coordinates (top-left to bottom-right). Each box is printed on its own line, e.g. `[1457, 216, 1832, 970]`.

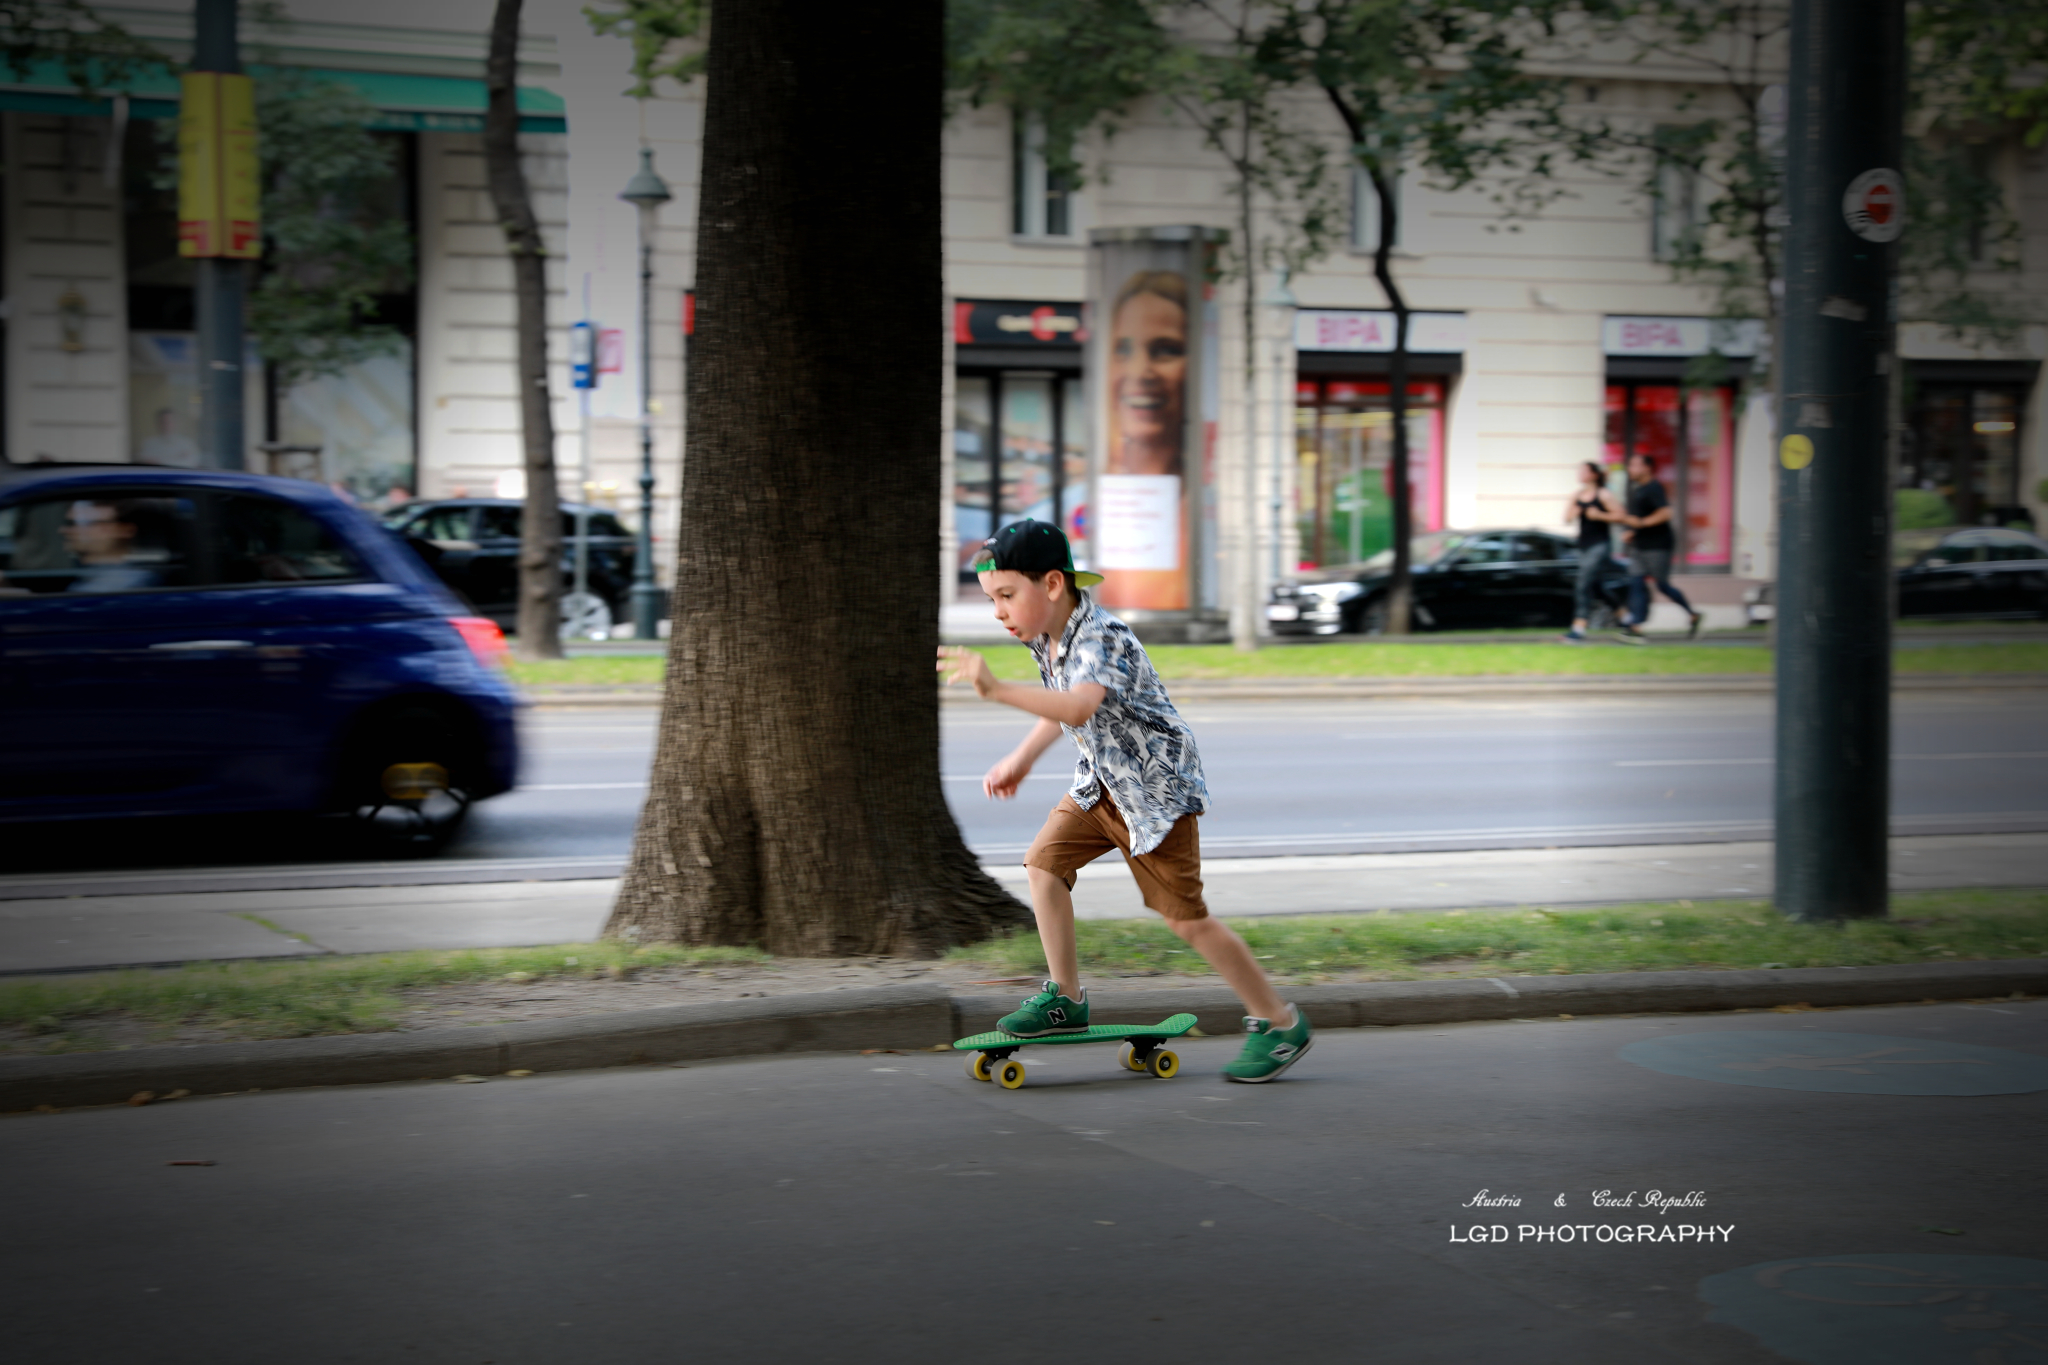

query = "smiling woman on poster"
[1098, 270, 1190, 611]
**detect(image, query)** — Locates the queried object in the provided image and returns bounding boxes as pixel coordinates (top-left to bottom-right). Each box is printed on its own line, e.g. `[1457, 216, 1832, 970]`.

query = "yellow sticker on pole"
[1779, 434, 1814, 471]
[177, 73, 261, 259]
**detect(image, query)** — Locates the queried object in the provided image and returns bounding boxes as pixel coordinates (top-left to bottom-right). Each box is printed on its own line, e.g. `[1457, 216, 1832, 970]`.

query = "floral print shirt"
[1025, 595, 1209, 855]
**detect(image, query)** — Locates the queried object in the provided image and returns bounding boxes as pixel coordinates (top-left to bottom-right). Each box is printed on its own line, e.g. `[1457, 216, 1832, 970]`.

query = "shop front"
[1601, 316, 1763, 572]
[1901, 359, 2038, 529]
[1292, 310, 1463, 570]
[951, 299, 1087, 584]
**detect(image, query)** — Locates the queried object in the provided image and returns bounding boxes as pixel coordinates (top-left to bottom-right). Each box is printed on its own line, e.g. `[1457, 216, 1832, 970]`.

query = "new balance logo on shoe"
[1047, 1007, 1067, 1024]
[1271, 1043, 1297, 1060]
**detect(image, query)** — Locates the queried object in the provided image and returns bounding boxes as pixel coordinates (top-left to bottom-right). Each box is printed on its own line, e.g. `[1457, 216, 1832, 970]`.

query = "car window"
[0, 490, 203, 595]
[1455, 537, 1515, 565]
[409, 506, 475, 542]
[209, 494, 366, 584]
[1508, 534, 1559, 562]
[1922, 544, 1983, 567]
[478, 507, 523, 540]
[1987, 541, 2046, 562]
[562, 510, 630, 538]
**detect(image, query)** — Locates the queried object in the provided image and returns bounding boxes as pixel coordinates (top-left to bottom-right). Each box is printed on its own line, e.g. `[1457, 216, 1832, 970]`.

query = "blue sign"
[570, 321, 597, 390]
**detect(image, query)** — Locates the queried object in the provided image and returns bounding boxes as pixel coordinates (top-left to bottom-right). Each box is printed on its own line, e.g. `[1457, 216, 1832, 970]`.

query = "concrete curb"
[521, 673, 2048, 707]
[0, 984, 955, 1113]
[5, 960, 2043, 1112]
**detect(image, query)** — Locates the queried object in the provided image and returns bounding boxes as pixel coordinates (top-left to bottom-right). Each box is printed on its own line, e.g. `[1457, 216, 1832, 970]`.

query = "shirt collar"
[1050, 594, 1094, 663]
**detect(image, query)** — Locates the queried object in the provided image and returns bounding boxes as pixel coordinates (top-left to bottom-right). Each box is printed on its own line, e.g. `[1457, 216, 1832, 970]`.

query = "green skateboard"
[953, 1013, 1199, 1088]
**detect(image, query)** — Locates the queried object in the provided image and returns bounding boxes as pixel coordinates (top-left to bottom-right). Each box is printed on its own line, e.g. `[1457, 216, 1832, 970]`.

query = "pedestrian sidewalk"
[3, 833, 2041, 977]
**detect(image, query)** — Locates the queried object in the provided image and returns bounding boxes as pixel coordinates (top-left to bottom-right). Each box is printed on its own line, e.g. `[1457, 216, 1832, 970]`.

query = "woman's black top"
[1574, 494, 1609, 550]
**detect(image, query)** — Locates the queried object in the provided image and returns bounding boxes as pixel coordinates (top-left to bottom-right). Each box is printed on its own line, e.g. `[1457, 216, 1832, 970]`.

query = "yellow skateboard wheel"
[995, 1058, 1027, 1089]
[966, 1052, 995, 1082]
[1119, 1042, 1148, 1073]
[1147, 1049, 1179, 1079]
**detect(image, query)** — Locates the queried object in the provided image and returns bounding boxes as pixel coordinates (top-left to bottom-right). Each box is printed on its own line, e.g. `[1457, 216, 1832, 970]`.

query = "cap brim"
[1073, 570, 1104, 587]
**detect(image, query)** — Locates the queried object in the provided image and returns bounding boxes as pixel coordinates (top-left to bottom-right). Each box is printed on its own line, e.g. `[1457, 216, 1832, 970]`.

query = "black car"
[1265, 529, 1633, 635]
[383, 498, 638, 637]
[1745, 526, 2048, 625]
[1897, 526, 2048, 619]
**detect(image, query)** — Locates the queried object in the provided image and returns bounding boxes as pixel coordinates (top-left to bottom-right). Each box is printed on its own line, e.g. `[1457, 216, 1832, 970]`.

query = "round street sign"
[1842, 168, 1903, 243]
[1780, 434, 1814, 470]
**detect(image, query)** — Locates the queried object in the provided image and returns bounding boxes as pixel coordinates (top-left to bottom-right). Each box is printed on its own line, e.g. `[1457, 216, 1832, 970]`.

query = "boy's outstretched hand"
[936, 645, 997, 699]
[982, 752, 1032, 800]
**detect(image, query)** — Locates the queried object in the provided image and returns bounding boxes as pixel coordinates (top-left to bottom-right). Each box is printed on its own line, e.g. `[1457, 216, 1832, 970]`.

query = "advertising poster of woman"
[1097, 268, 1190, 609]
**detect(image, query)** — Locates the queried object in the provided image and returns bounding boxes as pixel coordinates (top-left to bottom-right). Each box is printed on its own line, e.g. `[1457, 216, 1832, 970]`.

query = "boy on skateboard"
[936, 520, 1312, 1083]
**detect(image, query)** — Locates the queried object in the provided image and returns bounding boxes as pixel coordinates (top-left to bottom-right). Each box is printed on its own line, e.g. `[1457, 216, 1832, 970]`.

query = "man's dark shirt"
[1628, 479, 1674, 552]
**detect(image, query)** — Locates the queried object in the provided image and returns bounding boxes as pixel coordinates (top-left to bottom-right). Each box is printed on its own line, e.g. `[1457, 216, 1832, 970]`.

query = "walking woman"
[1562, 461, 1622, 642]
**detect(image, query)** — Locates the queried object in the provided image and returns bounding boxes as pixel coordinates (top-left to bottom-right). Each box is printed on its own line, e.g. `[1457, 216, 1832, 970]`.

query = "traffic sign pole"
[1773, 0, 1905, 921]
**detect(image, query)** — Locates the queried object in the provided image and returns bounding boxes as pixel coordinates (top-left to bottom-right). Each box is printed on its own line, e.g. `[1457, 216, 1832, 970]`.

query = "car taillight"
[450, 616, 509, 668]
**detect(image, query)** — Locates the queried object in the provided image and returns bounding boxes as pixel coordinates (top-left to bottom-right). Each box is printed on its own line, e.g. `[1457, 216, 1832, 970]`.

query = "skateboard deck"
[952, 1013, 1198, 1051]
[954, 1013, 1199, 1087]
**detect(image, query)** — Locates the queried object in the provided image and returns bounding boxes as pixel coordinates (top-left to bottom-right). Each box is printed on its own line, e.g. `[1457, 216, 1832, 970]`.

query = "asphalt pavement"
[4, 692, 2044, 894]
[8, 997, 2044, 1363]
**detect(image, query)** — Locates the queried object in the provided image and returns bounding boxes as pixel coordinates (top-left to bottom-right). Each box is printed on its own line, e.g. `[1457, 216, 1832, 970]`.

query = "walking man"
[1617, 451, 1703, 642]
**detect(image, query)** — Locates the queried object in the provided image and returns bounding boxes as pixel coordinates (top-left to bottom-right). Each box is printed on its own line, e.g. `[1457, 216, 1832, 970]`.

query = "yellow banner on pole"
[177, 72, 260, 259]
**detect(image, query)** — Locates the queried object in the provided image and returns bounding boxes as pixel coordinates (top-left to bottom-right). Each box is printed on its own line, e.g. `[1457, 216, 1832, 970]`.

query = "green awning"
[0, 61, 565, 133]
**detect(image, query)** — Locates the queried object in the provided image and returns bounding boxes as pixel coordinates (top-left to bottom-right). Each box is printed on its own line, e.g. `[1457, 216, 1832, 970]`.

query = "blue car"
[0, 467, 520, 850]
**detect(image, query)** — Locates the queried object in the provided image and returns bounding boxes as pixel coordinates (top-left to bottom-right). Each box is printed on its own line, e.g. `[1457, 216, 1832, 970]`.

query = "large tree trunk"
[604, 0, 1029, 957]
[484, 0, 563, 660]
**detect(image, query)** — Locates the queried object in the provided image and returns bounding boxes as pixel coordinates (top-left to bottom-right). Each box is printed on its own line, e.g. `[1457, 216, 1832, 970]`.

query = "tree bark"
[1323, 82, 1413, 634]
[1371, 162, 1413, 636]
[484, 0, 563, 660]
[604, 0, 1029, 956]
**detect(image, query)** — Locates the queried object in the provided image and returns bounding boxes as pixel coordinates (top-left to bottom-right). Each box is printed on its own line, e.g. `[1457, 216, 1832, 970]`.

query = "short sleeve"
[1647, 483, 1669, 513]
[1063, 631, 1131, 697]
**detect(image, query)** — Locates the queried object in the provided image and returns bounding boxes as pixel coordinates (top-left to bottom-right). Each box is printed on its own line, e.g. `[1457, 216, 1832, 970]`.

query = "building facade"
[4, 4, 2044, 633]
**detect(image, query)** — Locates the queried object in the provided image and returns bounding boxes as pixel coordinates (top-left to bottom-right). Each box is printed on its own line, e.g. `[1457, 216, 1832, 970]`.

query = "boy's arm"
[937, 646, 1107, 728]
[985, 717, 1063, 800]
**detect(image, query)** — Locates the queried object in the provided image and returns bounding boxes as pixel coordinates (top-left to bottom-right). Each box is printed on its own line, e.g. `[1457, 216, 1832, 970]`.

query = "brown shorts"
[1022, 786, 1208, 922]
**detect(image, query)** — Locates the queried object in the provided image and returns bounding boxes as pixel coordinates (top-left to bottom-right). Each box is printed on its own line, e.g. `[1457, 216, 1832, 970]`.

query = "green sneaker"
[1223, 1007, 1312, 1083]
[997, 981, 1089, 1037]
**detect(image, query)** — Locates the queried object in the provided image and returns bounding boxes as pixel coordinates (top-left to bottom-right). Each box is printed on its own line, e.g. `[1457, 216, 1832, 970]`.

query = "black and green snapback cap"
[971, 519, 1104, 586]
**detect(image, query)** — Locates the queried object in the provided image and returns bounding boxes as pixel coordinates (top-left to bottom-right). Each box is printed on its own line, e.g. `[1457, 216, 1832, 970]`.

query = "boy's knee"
[1168, 916, 1206, 943]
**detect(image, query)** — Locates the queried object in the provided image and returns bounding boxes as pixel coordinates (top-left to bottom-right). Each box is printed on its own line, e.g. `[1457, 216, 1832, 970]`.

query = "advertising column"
[1086, 228, 1223, 629]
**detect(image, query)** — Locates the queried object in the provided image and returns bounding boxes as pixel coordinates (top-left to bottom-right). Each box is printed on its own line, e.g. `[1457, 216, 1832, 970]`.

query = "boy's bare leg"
[1026, 866, 1083, 999]
[1171, 916, 1290, 1023]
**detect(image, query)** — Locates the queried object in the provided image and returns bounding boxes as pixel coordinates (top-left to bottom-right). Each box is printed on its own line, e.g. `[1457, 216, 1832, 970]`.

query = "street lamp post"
[620, 148, 672, 640]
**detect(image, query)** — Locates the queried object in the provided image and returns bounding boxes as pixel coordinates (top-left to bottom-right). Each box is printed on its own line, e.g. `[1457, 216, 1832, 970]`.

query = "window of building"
[953, 370, 1086, 583]
[1012, 116, 1076, 238]
[1603, 382, 1736, 569]
[1350, 164, 1402, 253]
[1902, 383, 2027, 527]
[1650, 131, 1705, 263]
[1293, 379, 1445, 570]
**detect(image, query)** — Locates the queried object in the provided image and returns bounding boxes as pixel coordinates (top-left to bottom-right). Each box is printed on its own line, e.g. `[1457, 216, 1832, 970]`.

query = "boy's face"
[979, 568, 1067, 641]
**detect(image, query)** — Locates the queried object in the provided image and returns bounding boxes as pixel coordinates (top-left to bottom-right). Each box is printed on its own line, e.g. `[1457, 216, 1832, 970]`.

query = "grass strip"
[4, 891, 2040, 1051]
[1, 942, 767, 1050]
[507, 642, 2048, 689]
[943, 889, 2048, 982]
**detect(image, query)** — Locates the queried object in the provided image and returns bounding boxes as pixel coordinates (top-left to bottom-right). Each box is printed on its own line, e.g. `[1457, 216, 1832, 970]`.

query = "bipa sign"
[1295, 310, 1467, 353]
[1602, 316, 1762, 358]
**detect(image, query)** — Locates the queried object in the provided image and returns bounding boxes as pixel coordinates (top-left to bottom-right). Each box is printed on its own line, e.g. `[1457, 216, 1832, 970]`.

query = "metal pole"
[193, 0, 243, 470]
[630, 201, 661, 639]
[1773, 0, 1904, 921]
